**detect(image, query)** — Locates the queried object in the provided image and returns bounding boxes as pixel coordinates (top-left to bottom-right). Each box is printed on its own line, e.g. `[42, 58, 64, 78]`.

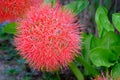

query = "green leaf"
[3, 22, 17, 34]
[91, 36, 101, 49]
[64, 0, 89, 14]
[76, 56, 99, 76]
[69, 62, 84, 80]
[111, 63, 120, 80]
[81, 34, 100, 76]
[95, 6, 114, 37]
[111, 46, 120, 56]
[82, 34, 93, 61]
[112, 13, 120, 32]
[89, 48, 117, 67]
[100, 31, 120, 49]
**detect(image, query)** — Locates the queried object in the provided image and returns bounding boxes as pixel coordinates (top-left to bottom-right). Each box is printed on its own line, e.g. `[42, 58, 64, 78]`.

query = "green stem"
[56, 71, 61, 80]
[76, 55, 99, 76]
[69, 62, 84, 80]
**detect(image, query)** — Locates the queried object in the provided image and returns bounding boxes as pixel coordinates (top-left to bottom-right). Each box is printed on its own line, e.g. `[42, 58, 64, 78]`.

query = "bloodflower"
[15, 3, 81, 71]
[0, 0, 43, 22]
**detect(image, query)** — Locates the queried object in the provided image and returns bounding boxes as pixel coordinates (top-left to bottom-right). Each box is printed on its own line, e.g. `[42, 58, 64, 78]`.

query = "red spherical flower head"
[0, 0, 43, 22]
[15, 3, 81, 71]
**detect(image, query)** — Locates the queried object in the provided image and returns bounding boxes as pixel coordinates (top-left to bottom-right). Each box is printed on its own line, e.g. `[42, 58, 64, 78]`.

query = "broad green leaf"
[100, 31, 120, 49]
[111, 46, 120, 56]
[76, 56, 99, 76]
[89, 48, 117, 67]
[111, 63, 120, 80]
[112, 13, 120, 32]
[81, 34, 101, 76]
[69, 62, 84, 80]
[81, 34, 94, 75]
[3, 22, 17, 34]
[91, 36, 101, 49]
[64, 0, 89, 14]
[95, 6, 114, 37]
[82, 34, 93, 61]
